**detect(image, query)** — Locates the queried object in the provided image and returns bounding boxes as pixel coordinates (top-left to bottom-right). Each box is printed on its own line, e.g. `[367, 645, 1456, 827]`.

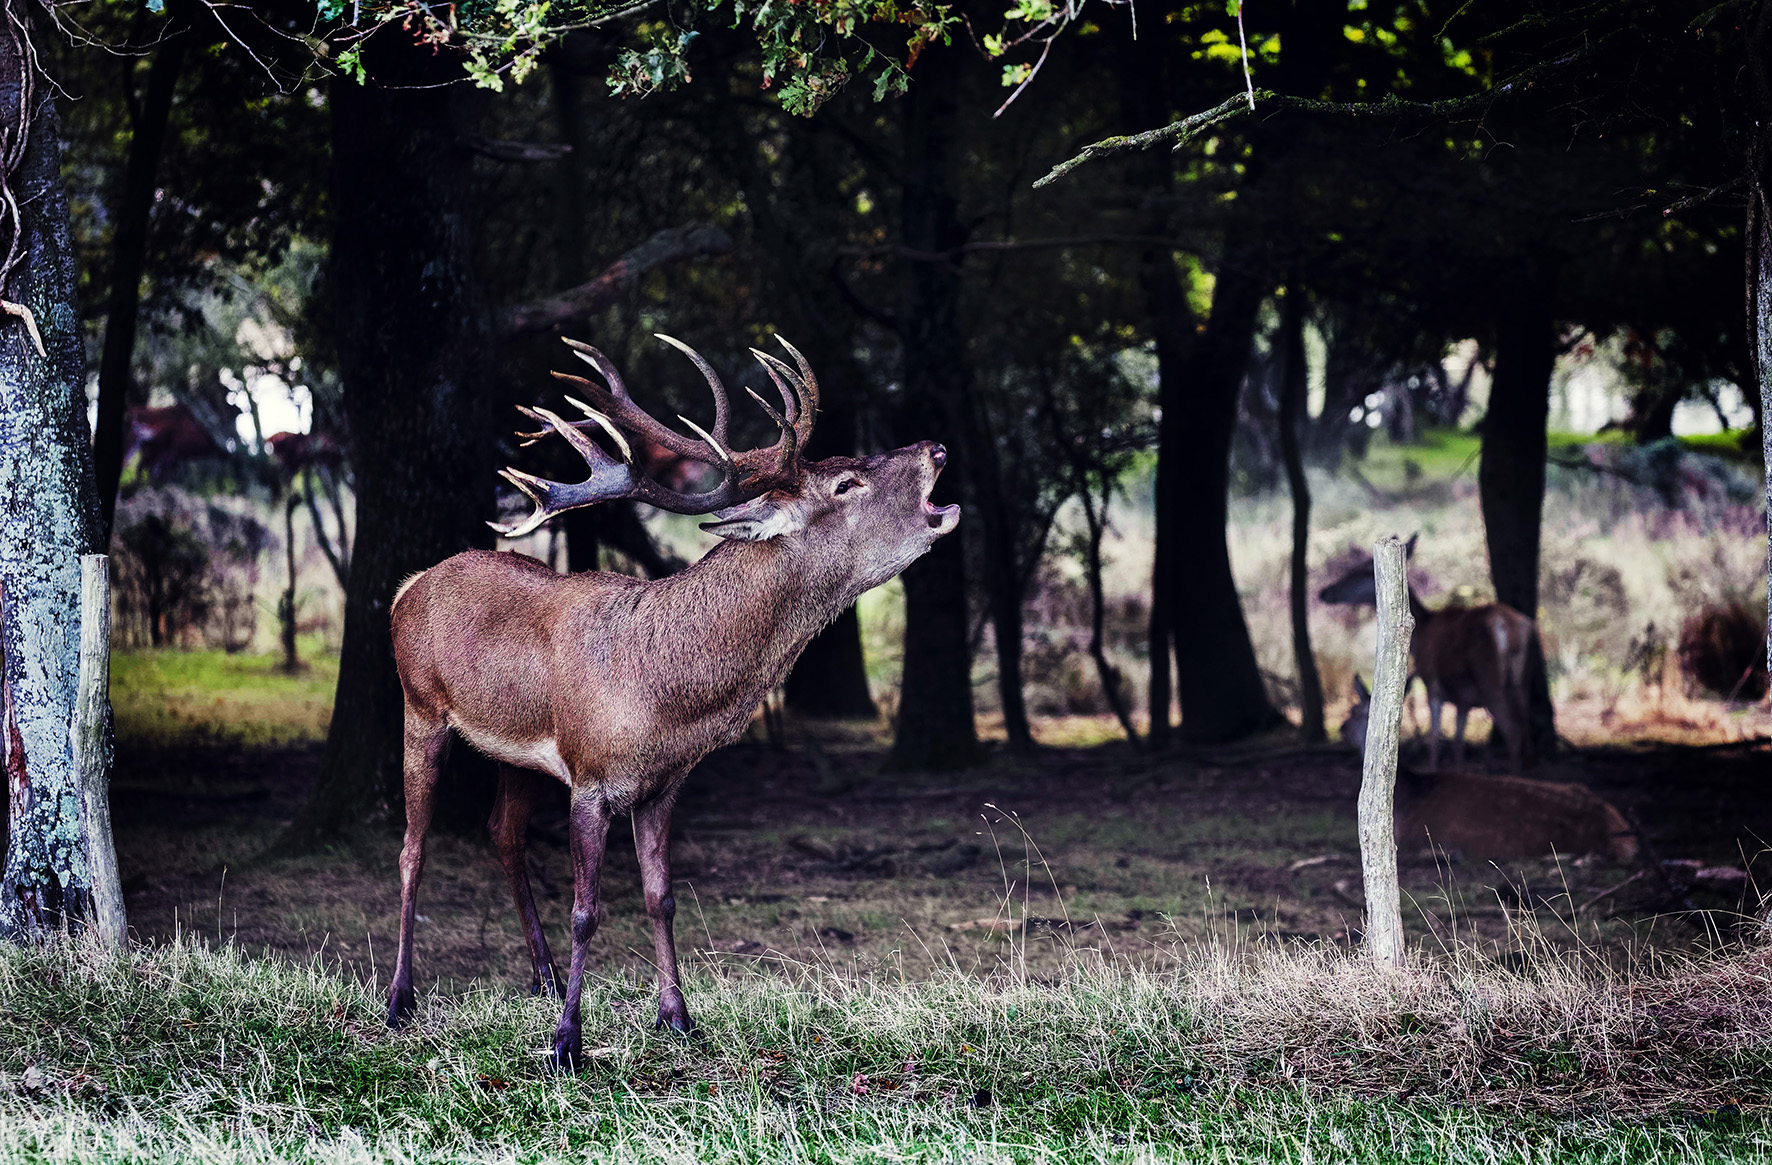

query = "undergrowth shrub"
[1679, 603, 1770, 701]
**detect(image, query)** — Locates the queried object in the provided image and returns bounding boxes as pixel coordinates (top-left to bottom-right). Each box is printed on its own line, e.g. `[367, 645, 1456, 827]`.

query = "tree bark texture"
[887, 44, 978, 771]
[286, 35, 495, 845]
[0, 15, 110, 940]
[780, 327, 876, 719]
[1752, 142, 1772, 743]
[965, 401, 1035, 753]
[1116, 21, 1187, 748]
[92, 18, 189, 545]
[563, 502, 677, 579]
[1478, 271, 1557, 761]
[73, 556, 124, 947]
[1167, 259, 1282, 743]
[550, 57, 587, 289]
[1278, 288, 1325, 742]
[1357, 536, 1411, 969]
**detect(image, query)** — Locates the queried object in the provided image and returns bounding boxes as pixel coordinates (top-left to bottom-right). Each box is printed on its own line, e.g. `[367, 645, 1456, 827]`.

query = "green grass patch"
[1353, 426, 1760, 495]
[110, 639, 338, 747]
[1677, 430, 1760, 461]
[1348, 429, 1482, 490]
[2, 935, 1767, 1163]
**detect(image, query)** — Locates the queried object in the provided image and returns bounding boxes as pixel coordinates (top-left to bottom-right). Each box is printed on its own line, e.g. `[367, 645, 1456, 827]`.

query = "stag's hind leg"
[489, 765, 561, 997]
[552, 788, 612, 1071]
[634, 781, 694, 1035]
[388, 715, 450, 1028]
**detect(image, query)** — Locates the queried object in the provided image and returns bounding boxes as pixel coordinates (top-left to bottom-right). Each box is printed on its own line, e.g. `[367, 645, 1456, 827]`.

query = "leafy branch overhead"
[315, 0, 958, 113]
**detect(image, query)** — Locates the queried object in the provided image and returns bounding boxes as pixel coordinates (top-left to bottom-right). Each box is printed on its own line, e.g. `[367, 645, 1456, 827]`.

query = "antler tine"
[562, 398, 635, 463]
[676, 413, 733, 465]
[654, 333, 731, 445]
[744, 354, 800, 430]
[553, 340, 707, 464]
[774, 334, 821, 425]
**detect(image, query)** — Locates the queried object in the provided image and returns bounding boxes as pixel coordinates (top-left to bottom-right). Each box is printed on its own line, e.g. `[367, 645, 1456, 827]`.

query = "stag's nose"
[929, 443, 947, 469]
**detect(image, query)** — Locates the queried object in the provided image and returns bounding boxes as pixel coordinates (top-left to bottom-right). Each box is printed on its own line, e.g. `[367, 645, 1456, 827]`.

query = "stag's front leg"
[489, 764, 561, 997]
[633, 783, 695, 1035]
[1452, 706, 1470, 770]
[388, 715, 450, 1028]
[552, 789, 611, 1071]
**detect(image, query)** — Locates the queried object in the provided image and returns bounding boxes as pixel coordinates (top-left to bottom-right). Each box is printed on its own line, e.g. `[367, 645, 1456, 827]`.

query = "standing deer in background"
[388, 334, 960, 1068]
[1322, 535, 1533, 770]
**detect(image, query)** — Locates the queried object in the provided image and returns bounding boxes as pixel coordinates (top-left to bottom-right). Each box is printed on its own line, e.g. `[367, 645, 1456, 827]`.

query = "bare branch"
[463, 134, 572, 163]
[1034, 38, 1606, 189]
[499, 224, 731, 339]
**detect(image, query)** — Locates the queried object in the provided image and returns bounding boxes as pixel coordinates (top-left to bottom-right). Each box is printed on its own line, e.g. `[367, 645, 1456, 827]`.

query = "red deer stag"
[1321, 535, 1532, 770]
[388, 335, 960, 1068]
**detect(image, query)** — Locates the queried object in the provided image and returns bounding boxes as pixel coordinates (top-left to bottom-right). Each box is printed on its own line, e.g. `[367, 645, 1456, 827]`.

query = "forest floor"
[110, 710, 1771, 995]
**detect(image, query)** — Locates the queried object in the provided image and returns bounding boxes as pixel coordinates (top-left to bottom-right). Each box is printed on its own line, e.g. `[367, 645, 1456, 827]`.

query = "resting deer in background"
[388, 334, 960, 1068]
[1340, 680, 1636, 863]
[1321, 535, 1533, 770]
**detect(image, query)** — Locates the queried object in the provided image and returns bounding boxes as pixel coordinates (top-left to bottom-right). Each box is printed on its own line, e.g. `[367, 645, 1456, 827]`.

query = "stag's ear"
[700, 495, 807, 542]
[1353, 674, 1370, 700]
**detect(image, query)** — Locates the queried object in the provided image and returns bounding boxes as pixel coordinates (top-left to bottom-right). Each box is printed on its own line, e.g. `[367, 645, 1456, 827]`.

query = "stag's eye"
[833, 477, 863, 496]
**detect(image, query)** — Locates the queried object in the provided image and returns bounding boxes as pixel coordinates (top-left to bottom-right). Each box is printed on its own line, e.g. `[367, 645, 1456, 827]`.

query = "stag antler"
[491, 335, 818, 537]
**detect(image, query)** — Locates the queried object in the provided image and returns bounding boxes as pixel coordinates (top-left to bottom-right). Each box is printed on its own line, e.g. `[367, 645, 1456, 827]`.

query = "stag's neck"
[624, 536, 849, 705]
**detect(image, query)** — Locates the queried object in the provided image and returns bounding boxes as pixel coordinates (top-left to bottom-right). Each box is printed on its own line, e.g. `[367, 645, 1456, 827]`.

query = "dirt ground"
[106, 716, 1772, 1004]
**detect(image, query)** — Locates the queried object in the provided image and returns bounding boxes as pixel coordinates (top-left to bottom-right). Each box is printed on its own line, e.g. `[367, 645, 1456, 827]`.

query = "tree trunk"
[550, 56, 587, 289]
[965, 402, 1035, 753]
[1081, 480, 1139, 744]
[1358, 536, 1411, 969]
[887, 44, 978, 772]
[1750, 140, 1772, 745]
[280, 489, 299, 672]
[1117, 19, 1189, 748]
[1278, 286, 1325, 742]
[0, 4, 112, 940]
[92, 16, 189, 545]
[283, 34, 495, 846]
[1168, 258, 1282, 743]
[1479, 269, 1557, 762]
[781, 334, 876, 719]
[72, 556, 125, 948]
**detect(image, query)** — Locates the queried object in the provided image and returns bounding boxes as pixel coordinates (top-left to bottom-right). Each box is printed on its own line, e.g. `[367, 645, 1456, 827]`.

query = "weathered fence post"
[1357, 535, 1412, 967]
[73, 554, 125, 947]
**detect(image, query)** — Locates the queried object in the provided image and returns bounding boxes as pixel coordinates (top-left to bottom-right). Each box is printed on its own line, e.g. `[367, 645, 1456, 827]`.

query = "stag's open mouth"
[923, 497, 960, 530]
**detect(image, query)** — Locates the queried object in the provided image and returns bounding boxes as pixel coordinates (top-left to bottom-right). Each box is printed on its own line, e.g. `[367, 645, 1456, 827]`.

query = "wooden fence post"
[73, 554, 125, 948]
[1357, 535, 1412, 968]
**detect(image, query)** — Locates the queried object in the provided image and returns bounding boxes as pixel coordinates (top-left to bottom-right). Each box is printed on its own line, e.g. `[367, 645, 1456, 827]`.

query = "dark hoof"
[655, 1013, 700, 1040]
[550, 1030, 582, 1073]
[387, 986, 416, 1029]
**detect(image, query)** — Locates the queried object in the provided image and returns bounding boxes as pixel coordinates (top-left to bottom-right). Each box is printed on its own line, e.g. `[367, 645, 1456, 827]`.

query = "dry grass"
[1, 919, 1769, 1164]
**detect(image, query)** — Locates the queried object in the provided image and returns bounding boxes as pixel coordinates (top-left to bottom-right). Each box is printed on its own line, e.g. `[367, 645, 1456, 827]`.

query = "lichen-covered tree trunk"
[282, 33, 494, 845]
[0, 0, 111, 941]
